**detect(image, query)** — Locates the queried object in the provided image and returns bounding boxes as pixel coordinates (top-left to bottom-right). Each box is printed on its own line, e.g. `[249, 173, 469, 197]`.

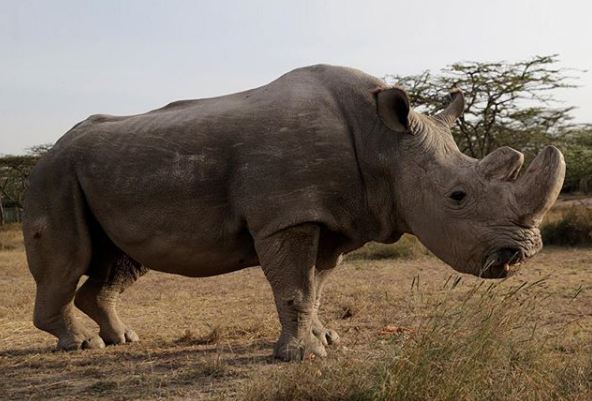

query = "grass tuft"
[175, 327, 223, 345]
[176, 360, 229, 381]
[244, 281, 592, 401]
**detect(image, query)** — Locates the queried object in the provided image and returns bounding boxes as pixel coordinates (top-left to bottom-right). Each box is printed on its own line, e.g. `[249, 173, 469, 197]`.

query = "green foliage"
[0, 144, 51, 217]
[559, 126, 592, 192]
[0, 155, 39, 209]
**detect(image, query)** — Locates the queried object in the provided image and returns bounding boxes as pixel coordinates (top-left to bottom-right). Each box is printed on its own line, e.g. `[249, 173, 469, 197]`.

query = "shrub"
[541, 207, 592, 246]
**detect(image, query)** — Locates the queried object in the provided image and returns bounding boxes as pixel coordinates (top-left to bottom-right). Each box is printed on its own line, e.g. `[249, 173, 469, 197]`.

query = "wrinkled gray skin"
[23, 65, 565, 361]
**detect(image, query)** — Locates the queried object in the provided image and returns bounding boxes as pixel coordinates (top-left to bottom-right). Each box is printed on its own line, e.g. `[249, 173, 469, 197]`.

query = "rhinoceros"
[23, 64, 565, 361]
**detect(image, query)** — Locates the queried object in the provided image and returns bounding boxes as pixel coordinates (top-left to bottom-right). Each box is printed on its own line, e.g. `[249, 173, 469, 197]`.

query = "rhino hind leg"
[311, 268, 340, 346]
[31, 276, 106, 350]
[255, 223, 327, 361]
[310, 233, 346, 347]
[24, 186, 105, 350]
[75, 245, 148, 346]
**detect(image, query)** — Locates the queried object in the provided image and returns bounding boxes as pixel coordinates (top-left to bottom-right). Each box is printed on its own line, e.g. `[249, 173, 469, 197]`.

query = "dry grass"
[1, 224, 591, 400]
[347, 234, 429, 261]
[245, 280, 592, 401]
[0, 224, 24, 251]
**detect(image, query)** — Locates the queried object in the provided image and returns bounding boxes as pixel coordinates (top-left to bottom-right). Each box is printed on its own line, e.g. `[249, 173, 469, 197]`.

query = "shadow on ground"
[2, 340, 277, 401]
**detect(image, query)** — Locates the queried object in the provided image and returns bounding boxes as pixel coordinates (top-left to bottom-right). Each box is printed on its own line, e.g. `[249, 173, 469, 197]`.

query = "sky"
[1, 0, 591, 155]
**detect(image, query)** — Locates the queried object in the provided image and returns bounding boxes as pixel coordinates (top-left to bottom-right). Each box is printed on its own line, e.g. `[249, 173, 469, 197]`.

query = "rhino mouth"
[479, 247, 524, 279]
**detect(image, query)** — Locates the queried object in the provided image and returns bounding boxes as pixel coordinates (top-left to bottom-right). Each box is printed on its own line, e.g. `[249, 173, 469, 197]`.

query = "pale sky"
[1, 0, 591, 155]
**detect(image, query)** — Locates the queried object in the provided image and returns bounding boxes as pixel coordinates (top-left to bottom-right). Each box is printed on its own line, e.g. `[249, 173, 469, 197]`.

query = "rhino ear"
[435, 88, 465, 128]
[376, 87, 411, 133]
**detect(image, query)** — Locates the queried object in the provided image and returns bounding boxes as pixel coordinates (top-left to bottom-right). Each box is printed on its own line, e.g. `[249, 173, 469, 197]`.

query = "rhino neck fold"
[349, 123, 408, 244]
[324, 77, 408, 244]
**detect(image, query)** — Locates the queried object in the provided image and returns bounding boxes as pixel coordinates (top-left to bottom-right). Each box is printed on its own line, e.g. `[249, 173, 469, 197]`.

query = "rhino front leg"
[255, 224, 326, 361]
[312, 268, 340, 346]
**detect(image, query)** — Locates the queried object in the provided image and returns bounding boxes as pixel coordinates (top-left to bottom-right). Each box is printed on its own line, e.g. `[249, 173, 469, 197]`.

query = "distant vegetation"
[542, 207, 592, 246]
[0, 144, 50, 224]
[560, 128, 592, 192]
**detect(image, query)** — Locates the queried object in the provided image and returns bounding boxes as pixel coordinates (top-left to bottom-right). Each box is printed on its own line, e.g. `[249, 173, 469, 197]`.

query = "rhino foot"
[57, 333, 106, 351]
[100, 327, 140, 346]
[312, 325, 340, 346]
[312, 316, 340, 346]
[273, 332, 327, 362]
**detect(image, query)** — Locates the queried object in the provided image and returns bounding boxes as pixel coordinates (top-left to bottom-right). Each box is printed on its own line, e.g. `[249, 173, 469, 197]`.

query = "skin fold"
[22, 65, 565, 361]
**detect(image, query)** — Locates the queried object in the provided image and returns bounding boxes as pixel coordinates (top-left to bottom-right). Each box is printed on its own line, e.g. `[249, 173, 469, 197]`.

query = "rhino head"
[376, 87, 565, 278]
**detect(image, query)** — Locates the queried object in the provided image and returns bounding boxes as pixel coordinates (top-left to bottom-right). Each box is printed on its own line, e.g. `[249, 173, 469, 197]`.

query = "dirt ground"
[0, 225, 591, 400]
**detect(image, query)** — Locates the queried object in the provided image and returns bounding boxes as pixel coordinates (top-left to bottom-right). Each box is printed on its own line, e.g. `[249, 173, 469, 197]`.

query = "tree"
[558, 125, 592, 192]
[0, 144, 51, 224]
[26, 143, 54, 157]
[385, 55, 579, 159]
[0, 156, 38, 208]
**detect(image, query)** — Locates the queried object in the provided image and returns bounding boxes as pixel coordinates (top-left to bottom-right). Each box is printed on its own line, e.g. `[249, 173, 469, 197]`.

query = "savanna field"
[0, 202, 591, 401]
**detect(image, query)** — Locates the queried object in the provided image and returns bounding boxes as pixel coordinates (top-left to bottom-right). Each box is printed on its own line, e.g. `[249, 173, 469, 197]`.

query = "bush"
[541, 207, 592, 246]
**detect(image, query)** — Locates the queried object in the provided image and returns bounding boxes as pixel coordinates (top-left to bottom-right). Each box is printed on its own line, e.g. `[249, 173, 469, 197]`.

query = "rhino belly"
[78, 160, 259, 276]
[94, 204, 259, 277]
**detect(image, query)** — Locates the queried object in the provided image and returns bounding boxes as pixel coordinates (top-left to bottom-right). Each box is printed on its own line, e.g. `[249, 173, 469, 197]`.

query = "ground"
[0, 225, 591, 400]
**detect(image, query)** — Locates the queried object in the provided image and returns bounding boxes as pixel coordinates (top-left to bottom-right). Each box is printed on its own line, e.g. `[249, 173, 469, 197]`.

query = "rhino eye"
[449, 190, 466, 203]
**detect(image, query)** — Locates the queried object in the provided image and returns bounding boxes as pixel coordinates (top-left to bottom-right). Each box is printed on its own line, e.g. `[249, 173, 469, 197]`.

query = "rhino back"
[44, 65, 383, 273]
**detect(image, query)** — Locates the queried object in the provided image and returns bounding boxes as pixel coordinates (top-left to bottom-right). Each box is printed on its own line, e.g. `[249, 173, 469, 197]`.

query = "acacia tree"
[0, 156, 38, 208]
[385, 55, 578, 159]
[0, 144, 52, 224]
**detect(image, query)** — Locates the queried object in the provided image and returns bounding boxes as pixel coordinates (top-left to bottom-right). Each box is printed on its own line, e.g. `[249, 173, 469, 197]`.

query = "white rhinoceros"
[23, 65, 565, 361]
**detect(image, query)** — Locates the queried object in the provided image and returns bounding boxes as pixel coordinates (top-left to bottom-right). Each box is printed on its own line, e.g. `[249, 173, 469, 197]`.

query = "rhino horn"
[514, 146, 566, 226]
[477, 147, 525, 181]
[435, 88, 465, 127]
